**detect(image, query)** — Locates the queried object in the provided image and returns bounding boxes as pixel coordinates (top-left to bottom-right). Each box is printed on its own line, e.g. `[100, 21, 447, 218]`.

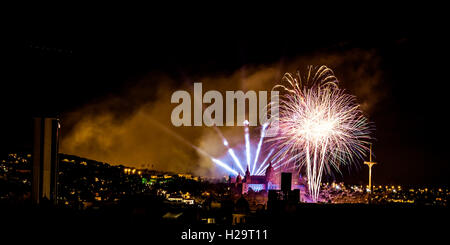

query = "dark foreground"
[1, 202, 447, 244]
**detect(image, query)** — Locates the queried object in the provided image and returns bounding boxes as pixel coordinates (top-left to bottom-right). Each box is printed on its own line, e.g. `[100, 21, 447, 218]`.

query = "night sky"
[2, 10, 448, 185]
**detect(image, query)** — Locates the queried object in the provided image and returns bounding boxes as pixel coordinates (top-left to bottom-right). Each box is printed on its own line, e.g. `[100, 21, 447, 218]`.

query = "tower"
[244, 166, 250, 182]
[364, 144, 377, 196]
[265, 162, 273, 180]
[265, 162, 274, 190]
[32, 117, 60, 205]
[236, 173, 242, 183]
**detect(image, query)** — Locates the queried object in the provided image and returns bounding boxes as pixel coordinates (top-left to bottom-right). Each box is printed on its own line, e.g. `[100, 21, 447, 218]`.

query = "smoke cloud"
[61, 49, 384, 176]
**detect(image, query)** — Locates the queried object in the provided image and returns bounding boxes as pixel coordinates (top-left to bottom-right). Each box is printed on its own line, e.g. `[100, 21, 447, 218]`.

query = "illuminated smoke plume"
[61, 50, 382, 177]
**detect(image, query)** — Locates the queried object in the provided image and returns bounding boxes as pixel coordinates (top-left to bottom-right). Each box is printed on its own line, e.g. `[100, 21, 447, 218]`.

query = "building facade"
[229, 163, 305, 194]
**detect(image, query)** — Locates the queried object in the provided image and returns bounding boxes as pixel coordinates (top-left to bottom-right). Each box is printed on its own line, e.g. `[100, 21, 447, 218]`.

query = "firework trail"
[244, 120, 252, 172]
[269, 66, 372, 202]
[148, 119, 239, 175]
[148, 118, 271, 177]
[213, 123, 273, 176]
[213, 126, 246, 174]
[252, 122, 269, 174]
[255, 148, 274, 175]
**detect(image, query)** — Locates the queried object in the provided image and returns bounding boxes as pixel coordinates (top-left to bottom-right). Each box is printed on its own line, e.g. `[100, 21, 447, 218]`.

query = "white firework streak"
[268, 66, 372, 202]
[213, 122, 273, 176]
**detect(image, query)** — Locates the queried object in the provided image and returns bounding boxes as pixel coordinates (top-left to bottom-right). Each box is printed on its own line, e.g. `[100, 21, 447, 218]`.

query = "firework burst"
[269, 66, 372, 202]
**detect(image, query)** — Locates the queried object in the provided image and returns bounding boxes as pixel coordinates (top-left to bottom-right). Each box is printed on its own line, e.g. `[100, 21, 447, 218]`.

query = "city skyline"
[1, 8, 449, 243]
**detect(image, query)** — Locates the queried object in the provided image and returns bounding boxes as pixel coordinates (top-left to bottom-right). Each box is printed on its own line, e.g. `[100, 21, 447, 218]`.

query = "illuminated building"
[228, 162, 305, 194]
